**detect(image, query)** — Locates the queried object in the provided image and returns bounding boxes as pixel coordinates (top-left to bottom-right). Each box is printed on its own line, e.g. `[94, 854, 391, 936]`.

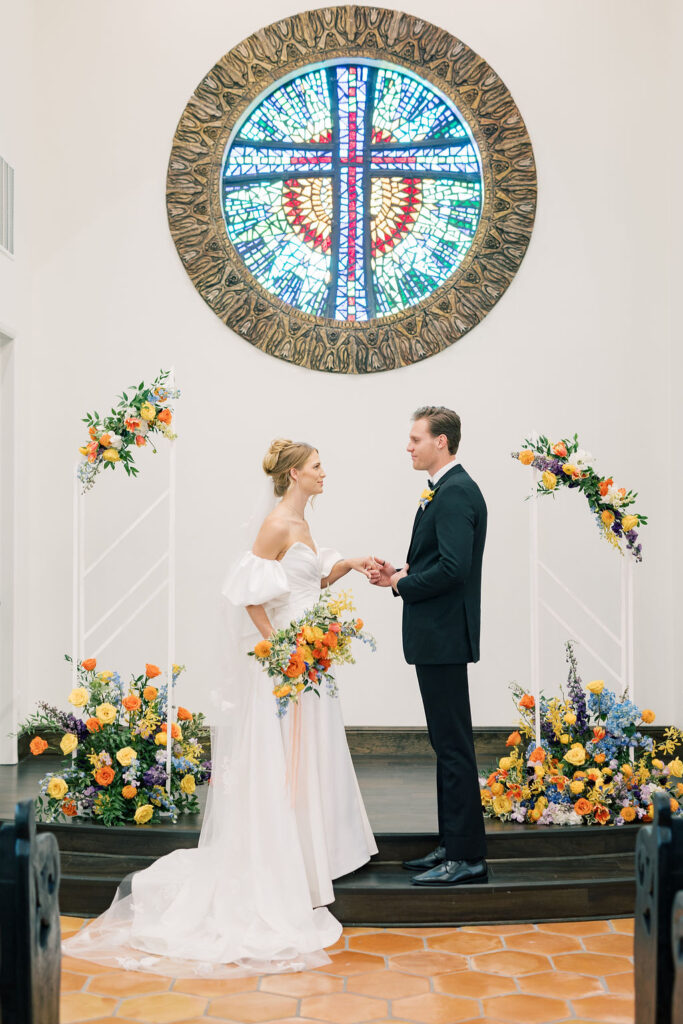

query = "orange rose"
[641, 709, 655, 724]
[171, 723, 182, 740]
[145, 664, 161, 679]
[254, 640, 272, 658]
[62, 799, 78, 817]
[594, 753, 606, 764]
[122, 695, 141, 712]
[506, 731, 522, 747]
[529, 747, 546, 764]
[135, 435, 147, 447]
[620, 805, 637, 822]
[121, 785, 138, 800]
[593, 727, 606, 740]
[177, 706, 192, 722]
[81, 658, 97, 671]
[94, 766, 115, 787]
[594, 806, 610, 825]
[284, 660, 306, 678]
[143, 686, 158, 701]
[321, 631, 338, 649]
[598, 478, 613, 497]
[574, 798, 592, 816]
[355, 619, 364, 630]
[30, 736, 48, 756]
[551, 442, 567, 458]
[519, 694, 535, 709]
[85, 717, 101, 733]
[671, 798, 680, 813]
[99, 433, 111, 448]
[157, 408, 172, 424]
[518, 450, 535, 465]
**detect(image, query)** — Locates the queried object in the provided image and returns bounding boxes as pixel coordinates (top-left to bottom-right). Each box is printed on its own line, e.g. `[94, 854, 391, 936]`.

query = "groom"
[371, 406, 488, 886]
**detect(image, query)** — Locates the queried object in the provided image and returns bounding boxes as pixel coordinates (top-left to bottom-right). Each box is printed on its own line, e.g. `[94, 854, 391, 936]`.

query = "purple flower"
[565, 642, 588, 731]
[142, 765, 167, 786]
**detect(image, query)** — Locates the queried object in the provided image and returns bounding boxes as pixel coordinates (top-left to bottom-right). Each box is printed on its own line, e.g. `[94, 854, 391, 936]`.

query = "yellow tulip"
[60, 733, 78, 755]
[652, 758, 665, 770]
[601, 510, 615, 527]
[79, 445, 89, 456]
[621, 515, 639, 533]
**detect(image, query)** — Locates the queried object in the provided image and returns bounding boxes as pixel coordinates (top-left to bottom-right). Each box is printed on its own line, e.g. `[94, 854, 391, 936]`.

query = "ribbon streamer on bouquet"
[286, 700, 303, 806]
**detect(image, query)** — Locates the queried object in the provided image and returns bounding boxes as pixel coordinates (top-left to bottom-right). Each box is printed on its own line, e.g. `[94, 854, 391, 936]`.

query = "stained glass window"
[222, 62, 483, 322]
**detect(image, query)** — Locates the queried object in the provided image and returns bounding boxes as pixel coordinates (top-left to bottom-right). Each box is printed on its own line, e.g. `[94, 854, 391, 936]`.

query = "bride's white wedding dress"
[63, 543, 377, 977]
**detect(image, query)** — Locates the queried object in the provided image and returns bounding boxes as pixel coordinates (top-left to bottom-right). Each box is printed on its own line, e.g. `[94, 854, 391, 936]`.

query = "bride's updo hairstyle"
[263, 439, 316, 497]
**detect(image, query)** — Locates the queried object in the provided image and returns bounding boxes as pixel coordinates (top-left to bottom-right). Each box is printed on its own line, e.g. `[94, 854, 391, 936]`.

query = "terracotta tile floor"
[59, 916, 635, 1023]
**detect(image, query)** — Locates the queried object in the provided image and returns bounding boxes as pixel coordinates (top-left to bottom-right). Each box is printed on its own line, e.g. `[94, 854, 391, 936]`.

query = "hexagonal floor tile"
[260, 971, 344, 997]
[472, 949, 551, 976]
[552, 952, 632, 976]
[59, 993, 117, 1023]
[582, 933, 634, 957]
[428, 931, 503, 955]
[610, 918, 635, 934]
[460, 923, 536, 935]
[59, 971, 86, 993]
[518, 970, 605, 999]
[483, 993, 571, 1023]
[61, 955, 114, 975]
[433, 969, 517, 998]
[571, 993, 635, 1023]
[388, 950, 468, 975]
[392, 992, 479, 1024]
[207, 991, 297, 1022]
[315, 950, 386, 974]
[605, 971, 635, 996]
[88, 970, 172, 996]
[347, 968, 430, 999]
[117, 993, 207, 1022]
[300, 992, 388, 1023]
[537, 920, 610, 936]
[504, 931, 582, 955]
[172, 977, 258, 997]
[348, 932, 424, 955]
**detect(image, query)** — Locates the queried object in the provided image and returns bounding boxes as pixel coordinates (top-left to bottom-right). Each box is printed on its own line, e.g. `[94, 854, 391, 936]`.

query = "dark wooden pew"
[0, 800, 61, 1024]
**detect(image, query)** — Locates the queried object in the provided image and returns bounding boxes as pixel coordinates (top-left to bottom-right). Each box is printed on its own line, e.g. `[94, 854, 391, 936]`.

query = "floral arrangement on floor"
[481, 642, 683, 827]
[250, 589, 376, 718]
[19, 657, 211, 826]
[77, 369, 180, 492]
[512, 434, 647, 561]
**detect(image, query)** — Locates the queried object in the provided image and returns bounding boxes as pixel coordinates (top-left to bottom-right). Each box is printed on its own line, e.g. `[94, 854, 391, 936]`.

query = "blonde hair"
[263, 439, 316, 497]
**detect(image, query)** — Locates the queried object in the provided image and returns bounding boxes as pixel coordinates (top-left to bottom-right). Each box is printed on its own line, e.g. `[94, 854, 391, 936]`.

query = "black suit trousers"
[415, 663, 487, 861]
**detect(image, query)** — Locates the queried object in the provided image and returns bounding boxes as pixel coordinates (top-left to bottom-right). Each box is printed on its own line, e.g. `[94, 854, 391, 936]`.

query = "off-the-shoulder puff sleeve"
[319, 547, 343, 579]
[221, 551, 290, 608]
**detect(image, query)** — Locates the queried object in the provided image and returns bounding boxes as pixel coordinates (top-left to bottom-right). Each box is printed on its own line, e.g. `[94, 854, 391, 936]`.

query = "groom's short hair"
[413, 406, 462, 455]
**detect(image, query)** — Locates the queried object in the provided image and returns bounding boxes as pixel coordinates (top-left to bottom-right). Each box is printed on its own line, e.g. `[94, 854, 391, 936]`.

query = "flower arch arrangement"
[512, 434, 647, 562]
[77, 370, 180, 492]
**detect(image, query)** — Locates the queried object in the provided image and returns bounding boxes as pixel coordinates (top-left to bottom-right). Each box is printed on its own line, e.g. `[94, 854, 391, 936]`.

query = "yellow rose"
[586, 680, 605, 695]
[641, 709, 655, 724]
[498, 757, 514, 771]
[651, 759, 664, 770]
[521, 786, 531, 800]
[134, 804, 154, 825]
[536, 796, 548, 809]
[140, 402, 156, 422]
[621, 515, 639, 533]
[68, 687, 89, 707]
[180, 775, 196, 795]
[518, 450, 535, 466]
[116, 747, 138, 767]
[96, 702, 118, 725]
[621, 763, 634, 777]
[530, 807, 542, 822]
[60, 733, 78, 755]
[668, 758, 683, 778]
[102, 449, 120, 462]
[47, 777, 68, 800]
[570, 780, 585, 794]
[492, 795, 512, 816]
[97, 670, 114, 682]
[560, 734, 570, 744]
[541, 471, 557, 491]
[155, 732, 168, 746]
[490, 782, 504, 796]
[564, 712, 577, 725]
[564, 744, 587, 766]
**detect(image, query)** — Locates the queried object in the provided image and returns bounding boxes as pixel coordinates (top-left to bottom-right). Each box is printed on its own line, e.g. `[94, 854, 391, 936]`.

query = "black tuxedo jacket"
[396, 464, 487, 665]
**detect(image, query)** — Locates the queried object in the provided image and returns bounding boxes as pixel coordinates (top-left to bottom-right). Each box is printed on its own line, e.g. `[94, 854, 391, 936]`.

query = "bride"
[63, 439, 378, 977]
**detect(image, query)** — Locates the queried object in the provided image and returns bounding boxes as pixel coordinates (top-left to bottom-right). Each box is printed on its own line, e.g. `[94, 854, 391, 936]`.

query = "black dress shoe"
[410, 858, 488, 886]
[402, 844, 446, 871]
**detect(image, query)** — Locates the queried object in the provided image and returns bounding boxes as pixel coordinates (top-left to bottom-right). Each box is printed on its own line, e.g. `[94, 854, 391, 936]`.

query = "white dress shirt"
[429, 458, 457, 486]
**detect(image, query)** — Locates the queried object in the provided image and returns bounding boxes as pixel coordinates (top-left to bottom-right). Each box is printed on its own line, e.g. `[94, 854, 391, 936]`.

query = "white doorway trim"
[0, 322, 17, 763]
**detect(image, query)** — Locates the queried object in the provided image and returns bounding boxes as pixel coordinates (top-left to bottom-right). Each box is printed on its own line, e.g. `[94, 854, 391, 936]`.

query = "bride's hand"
[348, 556, 376, 580]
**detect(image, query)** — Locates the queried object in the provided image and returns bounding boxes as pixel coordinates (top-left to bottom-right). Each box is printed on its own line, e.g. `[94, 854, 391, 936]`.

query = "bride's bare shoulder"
[252, 511, 289, 559]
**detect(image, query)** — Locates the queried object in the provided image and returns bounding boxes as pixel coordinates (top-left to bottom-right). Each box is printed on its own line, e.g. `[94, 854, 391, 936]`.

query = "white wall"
[12, 0, 679, 732]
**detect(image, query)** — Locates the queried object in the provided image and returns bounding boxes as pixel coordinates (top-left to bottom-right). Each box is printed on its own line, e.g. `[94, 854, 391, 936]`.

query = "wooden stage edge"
[2, 753, 639, 925]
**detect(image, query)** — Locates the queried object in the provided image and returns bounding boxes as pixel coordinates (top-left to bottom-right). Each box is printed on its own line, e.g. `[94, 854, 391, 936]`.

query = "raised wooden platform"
[1, 755, 637, 925]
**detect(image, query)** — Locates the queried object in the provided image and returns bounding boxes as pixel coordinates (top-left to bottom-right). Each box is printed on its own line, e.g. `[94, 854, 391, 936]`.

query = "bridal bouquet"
[482, 642, 683, 827]
[19, 657, 211, 826]
[77, 369, 180, 492]
[249, 589, 376, 717]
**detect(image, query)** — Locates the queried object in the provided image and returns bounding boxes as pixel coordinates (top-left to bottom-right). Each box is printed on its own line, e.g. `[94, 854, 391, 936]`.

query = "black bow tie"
[428, 479, 435, 488]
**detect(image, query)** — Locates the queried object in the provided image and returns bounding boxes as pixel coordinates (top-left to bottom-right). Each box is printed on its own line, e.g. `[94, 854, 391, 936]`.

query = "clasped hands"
[353, 556, 408, 592]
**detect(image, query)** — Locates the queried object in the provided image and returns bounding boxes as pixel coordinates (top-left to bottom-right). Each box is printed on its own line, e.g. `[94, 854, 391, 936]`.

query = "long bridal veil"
[63, 476, 342, 977]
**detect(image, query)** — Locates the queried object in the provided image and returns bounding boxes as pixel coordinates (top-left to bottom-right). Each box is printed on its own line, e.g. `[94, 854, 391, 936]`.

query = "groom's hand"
[370, 557, 398, 587]
[390, 564, 409, 592]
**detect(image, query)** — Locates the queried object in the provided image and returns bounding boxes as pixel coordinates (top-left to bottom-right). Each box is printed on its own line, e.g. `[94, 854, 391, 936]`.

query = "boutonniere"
[419, 488, 435, 510]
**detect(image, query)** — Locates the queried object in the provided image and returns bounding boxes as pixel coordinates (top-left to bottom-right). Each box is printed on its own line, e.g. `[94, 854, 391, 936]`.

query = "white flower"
[108, 433, 123, 450]
[571, 448, 594, 470]
[604, 486, 627, 507]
